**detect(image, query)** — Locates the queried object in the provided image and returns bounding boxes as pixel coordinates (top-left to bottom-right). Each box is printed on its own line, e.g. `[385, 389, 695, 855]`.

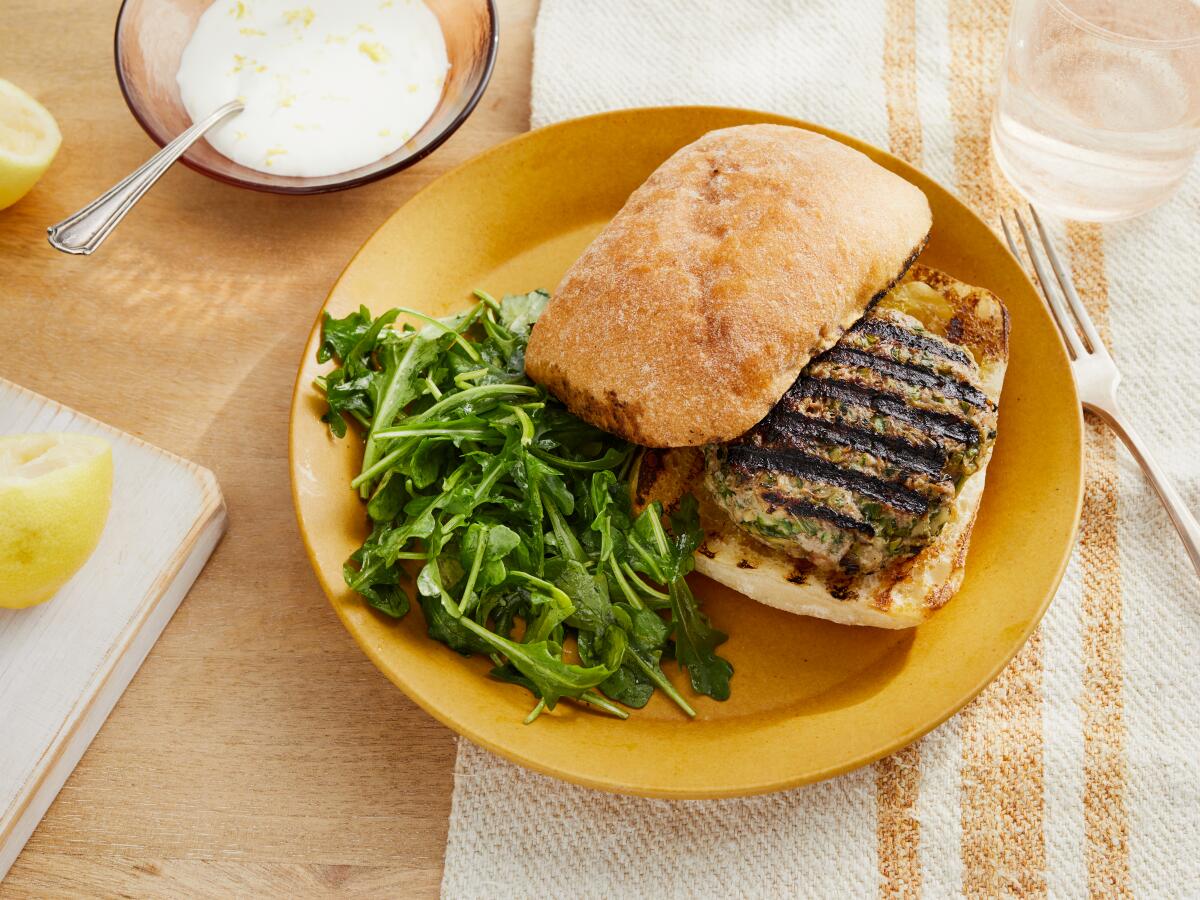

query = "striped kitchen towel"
[441, 1, 1200, 896]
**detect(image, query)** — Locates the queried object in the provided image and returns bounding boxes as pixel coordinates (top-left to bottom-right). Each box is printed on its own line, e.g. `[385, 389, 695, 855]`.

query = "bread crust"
[633, 267, 1009, 628]
[525, 124, 933, 447]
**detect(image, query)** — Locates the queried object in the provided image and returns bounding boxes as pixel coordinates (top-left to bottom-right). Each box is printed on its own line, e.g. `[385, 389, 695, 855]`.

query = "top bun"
[524, 124, 932, 447]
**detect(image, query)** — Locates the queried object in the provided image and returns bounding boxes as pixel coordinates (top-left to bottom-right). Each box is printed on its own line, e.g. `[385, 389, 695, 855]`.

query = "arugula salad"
[315, 289, 734, 722]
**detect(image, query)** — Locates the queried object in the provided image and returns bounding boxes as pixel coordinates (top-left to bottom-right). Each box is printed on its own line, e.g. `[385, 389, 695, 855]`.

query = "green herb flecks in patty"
[704, 306, 997, 576]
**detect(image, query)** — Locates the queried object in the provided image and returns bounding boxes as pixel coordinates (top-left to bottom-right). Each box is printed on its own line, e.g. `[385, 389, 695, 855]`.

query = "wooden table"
[0, 1, 535, 893]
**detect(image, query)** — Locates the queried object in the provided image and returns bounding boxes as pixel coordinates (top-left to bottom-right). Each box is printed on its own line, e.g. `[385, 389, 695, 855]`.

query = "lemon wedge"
[0, 78, 62, 211]
[0, 434, 113, 609]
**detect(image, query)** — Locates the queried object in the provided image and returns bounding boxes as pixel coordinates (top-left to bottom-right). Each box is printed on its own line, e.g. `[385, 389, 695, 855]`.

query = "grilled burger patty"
[704, 305, 998, 575]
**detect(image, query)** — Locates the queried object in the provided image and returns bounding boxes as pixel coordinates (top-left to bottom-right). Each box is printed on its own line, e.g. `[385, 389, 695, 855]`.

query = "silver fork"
[1000, 205, 1200, 579]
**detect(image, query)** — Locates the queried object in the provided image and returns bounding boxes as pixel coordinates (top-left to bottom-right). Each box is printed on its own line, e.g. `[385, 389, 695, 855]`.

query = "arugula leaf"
[457, 522, 522, 611]
[460, 616, 625, 709]
[487, 523, 521, 558]
[407, 439, 445, 490]
[316, 291, 734, 721]
[669, 494, 705, 574]
[669, 578, 733, 701]
[593, 655, 655, 708]
[356, 575, 410, 619]
[321, 371, 374, 438]
[418, 591, 493, 656]
[498, 289, 550, 338]
[624, 498, 733, 701]
[544, 558, 612, 634]
[513, 452, 545, 575]
[615, 603, 696, 716]
[361, 331, 440, 488]
[319, 306, 373, 363]
[366, 473, 408, 522]
[344, 522, 413, 620]
[523, 591, 573, 645]
[580, 603, 652, 709]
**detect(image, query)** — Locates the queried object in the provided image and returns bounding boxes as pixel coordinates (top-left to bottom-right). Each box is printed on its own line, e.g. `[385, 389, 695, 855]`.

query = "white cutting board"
[0, 378, 227, 880]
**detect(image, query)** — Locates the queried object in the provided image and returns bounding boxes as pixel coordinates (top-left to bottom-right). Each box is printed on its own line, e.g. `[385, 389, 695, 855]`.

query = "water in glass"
[992, 0, 1200, 221]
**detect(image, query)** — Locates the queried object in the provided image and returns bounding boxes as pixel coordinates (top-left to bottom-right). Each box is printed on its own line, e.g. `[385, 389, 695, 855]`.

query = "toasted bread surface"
[525, 124, 932, 447]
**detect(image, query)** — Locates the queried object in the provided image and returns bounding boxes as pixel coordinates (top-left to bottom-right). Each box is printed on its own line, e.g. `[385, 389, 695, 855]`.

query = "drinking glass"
[992, 0, 1200, 221]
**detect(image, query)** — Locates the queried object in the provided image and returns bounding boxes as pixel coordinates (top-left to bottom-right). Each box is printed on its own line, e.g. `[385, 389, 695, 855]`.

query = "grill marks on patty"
[816, 346, 990, 408]
[788, 378, 982, 446]
[847, 315, 973, 368]
[706, 306, 997, 574]
[759, 491, 877, 536]
[754, 413, 946, 478]
[726, 445, 930, 516]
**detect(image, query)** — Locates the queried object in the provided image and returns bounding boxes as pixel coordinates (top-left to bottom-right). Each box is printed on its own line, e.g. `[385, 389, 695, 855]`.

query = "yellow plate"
[289, 106, 1083, 799]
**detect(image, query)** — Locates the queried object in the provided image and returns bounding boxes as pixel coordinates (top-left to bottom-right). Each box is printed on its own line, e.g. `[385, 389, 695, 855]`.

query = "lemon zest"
[358, 41, 389, 63]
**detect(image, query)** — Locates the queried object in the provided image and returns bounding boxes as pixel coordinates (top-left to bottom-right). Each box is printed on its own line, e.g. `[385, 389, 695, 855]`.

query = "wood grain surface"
[0, 1, 536, 894]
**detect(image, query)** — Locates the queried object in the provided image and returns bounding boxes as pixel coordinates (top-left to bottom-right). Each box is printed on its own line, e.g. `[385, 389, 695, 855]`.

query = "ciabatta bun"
[525, 124, 932, 448]
[634, 266, 1009, 628]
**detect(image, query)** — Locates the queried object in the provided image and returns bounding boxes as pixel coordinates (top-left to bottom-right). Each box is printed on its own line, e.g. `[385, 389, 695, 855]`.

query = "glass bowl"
[113, 0, 498, 194]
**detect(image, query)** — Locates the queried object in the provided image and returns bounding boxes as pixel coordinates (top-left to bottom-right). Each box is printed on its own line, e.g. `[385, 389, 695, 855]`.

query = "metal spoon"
[47, 100, 244, 256]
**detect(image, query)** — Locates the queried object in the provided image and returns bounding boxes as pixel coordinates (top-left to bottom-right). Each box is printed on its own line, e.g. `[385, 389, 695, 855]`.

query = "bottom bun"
[635, 445, 985, 629]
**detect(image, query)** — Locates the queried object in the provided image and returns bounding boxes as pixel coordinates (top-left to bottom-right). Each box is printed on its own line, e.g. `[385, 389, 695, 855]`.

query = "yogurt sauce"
[176, 0, 449, 177]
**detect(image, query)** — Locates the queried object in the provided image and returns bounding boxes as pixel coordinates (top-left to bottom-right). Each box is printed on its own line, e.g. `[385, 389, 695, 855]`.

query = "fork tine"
[1011, 208, 1087, 360]
[999, 214, 1022, 259]
[1028, 205, 1104, 354]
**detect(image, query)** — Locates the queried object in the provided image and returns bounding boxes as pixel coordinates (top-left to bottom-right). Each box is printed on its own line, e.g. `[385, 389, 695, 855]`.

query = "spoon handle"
[47, 100, 244, 256]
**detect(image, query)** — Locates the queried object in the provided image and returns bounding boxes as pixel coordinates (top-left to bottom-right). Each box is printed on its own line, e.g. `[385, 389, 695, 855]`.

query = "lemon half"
[0, 434, 113, 609]
[0, 78, 62, 211]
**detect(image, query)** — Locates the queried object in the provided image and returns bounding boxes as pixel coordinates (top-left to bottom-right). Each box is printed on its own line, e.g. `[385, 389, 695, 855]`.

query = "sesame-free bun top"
[524, 124, 933, 447]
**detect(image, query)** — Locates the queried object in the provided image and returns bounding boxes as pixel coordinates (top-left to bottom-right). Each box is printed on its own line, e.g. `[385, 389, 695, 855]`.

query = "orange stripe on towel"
[1067, 222, 1131, 897]
[877, 745, 922, 898]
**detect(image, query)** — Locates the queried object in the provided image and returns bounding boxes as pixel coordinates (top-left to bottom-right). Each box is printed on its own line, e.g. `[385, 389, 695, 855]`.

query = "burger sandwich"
[525, 124, 1009, 629]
